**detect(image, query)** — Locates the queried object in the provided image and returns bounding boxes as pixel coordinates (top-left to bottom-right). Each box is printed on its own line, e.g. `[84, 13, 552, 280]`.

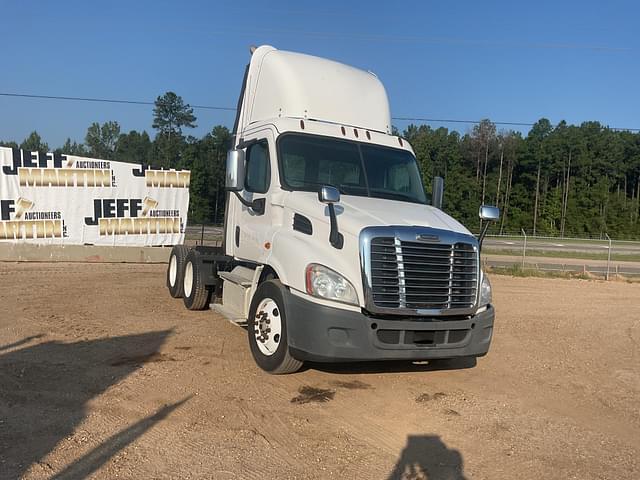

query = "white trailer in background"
[167, 46, 499, 373]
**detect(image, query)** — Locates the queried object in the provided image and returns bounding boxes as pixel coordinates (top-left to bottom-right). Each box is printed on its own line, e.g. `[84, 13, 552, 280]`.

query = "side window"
[245, 141, 271, 194]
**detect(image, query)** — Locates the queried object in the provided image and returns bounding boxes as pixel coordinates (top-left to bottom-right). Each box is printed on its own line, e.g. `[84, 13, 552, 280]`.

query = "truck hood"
[284, 192, 472, 237]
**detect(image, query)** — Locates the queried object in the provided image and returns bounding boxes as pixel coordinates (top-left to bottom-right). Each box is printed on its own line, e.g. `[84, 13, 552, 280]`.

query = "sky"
[1, 0, 639, 147]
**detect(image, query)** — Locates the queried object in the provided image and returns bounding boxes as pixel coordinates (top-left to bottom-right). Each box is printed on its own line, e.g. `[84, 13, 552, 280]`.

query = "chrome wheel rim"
[254, 298, 282, 356]
[169, 254, 177, 286]
[184, 261, 193, 297]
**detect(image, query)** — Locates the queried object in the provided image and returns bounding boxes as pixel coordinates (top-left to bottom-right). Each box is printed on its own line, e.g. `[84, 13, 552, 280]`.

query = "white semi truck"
[167, 45, 499, 374]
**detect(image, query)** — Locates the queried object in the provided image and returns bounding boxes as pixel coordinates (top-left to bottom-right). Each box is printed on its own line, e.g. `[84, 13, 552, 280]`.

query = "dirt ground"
[0, 263, 638, 480]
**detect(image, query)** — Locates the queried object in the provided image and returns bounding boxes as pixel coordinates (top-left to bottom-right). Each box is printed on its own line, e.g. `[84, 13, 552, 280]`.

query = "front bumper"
[284, 290, 494, 363]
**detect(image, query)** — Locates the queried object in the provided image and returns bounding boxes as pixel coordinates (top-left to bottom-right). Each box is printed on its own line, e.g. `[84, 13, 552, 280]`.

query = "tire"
[247, 280, 303, 374]
[167, 245, 189, 298]
[182, 249, 212, 310]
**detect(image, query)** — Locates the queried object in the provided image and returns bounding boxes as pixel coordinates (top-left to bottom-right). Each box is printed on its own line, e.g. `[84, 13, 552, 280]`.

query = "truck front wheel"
[248, 280, 303, 374]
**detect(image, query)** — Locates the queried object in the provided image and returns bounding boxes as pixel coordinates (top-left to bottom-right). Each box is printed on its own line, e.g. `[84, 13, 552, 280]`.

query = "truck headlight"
[479, 271, 492, 307]
[305, 264, 358, 306]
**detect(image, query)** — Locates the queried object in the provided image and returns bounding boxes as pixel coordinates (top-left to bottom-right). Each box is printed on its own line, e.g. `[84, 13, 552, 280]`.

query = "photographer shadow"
[388, 434, 467, 480]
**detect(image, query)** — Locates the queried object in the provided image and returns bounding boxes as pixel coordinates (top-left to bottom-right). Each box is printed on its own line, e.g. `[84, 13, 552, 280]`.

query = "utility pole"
[496, 145, 504, 207]
[605, 233, 612, 281]
[533, 161, 541, 236]
[521, 228, 527, 269]
[561, 149, 571, 237]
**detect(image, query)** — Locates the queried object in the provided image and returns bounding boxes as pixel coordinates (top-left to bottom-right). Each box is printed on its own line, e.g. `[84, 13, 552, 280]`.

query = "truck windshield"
[278, 134, 428, 205]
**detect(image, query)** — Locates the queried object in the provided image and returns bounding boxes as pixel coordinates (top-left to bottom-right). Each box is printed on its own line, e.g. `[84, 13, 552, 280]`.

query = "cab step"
[213, 266, 262, 326]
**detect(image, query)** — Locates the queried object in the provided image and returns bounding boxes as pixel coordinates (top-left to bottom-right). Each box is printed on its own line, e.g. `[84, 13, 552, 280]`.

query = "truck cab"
[167, 46, 498, 373]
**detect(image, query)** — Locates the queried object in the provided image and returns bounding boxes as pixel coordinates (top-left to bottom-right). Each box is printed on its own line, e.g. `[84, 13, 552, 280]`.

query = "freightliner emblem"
[416, 233, 440, 242]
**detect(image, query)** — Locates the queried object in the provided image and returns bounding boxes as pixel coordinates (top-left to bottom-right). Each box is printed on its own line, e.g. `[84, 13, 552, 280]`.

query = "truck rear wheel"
[182, 250, 212, 310]
[167, 245, 189, 298]
[248, 280, 303, 374]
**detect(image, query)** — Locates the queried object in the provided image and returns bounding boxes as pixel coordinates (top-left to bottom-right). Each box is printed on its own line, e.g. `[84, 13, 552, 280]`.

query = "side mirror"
[318, 185, 340, 204]
[479, 205, 500, 222]
[478, 204, 500, 250]
[225, 149, 245, 191]
[318, 185, 343, 249]
[432, 176, 444, 209]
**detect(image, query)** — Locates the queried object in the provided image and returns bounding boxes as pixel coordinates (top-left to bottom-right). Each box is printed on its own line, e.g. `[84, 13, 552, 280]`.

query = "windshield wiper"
[294, 181, 346, 194]
[370, 190, 423, 204]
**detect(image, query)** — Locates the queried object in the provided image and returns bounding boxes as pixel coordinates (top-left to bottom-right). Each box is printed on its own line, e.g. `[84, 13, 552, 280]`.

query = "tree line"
[406, 119, 640, 238]
[2, 92, 639, 238]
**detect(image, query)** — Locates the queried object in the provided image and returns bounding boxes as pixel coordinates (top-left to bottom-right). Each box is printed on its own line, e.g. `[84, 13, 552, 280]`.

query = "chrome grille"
[370, 238, 401, 308]
[363, 227, 479, 315]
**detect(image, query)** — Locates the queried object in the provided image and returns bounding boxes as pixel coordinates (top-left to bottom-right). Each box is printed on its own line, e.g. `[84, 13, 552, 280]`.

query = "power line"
[0, 92, 236, 111]
[392, 116, 535, 127]
[1, 92, 638, 132]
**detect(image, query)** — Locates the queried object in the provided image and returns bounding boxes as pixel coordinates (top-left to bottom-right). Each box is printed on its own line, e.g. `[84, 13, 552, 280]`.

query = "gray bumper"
[284, 290, 494, 363]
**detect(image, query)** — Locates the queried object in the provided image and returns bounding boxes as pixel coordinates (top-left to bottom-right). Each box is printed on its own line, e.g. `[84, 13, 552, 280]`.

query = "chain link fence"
[184, 224, 224, 247]
[482, 231, 640, 279]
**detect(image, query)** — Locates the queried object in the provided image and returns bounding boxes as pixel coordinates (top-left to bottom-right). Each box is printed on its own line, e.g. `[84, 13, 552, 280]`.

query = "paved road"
[484, 254, 640, 277]
[484, 236, 640, 255]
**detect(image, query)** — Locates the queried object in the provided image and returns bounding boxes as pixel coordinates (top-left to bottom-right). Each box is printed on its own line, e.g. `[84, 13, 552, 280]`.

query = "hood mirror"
[478, 204, 500, 249]
[318, 185, 340, 204]
[317, 185, 343, 249]
[479, 205, 500, 222]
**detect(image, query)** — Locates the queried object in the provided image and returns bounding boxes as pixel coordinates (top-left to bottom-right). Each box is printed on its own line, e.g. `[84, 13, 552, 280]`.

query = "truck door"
[231, 130, 276, 263]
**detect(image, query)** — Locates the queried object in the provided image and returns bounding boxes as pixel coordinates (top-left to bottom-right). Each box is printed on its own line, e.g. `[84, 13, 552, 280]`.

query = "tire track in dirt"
[233, 369, 406, 477]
